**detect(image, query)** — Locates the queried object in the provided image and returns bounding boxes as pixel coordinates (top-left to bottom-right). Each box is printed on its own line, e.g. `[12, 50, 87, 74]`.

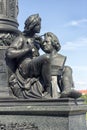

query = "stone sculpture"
[6, 14, 52, 99]
[0, 2, 87, 130]
[6, 14, 81, 99]
[42, 32, 81, 99]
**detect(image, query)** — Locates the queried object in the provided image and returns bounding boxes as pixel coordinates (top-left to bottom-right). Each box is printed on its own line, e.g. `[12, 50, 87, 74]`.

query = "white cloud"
[72, 66, 87, 71]
[75, 81, 87, 90]
[72, 66, 87, 90]
[65, 19, 87, 27]
[62, 37, 87, 51]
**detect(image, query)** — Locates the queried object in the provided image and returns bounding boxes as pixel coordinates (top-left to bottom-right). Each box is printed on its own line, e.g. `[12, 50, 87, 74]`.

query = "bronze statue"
[6, 14, 81, 99]
[42, 32, 81, 98]
[6, 14, 52, 99]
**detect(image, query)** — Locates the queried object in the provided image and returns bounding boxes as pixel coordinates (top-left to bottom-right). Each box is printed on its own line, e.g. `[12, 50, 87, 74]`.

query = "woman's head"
[24, 14, 41, 34]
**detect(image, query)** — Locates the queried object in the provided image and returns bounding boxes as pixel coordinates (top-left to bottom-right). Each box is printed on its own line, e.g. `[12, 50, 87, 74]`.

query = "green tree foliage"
[81, 94, 87, 104]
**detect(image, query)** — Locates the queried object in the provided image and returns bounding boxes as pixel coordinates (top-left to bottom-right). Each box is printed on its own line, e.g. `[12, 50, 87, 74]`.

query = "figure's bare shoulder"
[9, 34, 24, 49]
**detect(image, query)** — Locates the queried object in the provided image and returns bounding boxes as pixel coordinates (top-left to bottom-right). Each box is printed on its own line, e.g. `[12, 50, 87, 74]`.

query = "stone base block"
[0, 98, 87, 130]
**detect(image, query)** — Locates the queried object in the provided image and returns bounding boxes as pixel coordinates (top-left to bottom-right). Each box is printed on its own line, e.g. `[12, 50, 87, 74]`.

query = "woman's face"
[33, 19, 41, 33]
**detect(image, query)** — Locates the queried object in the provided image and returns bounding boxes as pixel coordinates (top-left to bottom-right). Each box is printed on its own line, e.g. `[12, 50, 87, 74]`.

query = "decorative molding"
[0, 122, 39, 130]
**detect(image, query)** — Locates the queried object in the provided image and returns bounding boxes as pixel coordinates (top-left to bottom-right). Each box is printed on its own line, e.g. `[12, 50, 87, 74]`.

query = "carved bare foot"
[60, 90, 82, 99]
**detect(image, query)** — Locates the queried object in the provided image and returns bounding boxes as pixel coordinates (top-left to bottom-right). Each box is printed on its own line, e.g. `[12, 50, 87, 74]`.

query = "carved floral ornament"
[0, 122, 39, 130]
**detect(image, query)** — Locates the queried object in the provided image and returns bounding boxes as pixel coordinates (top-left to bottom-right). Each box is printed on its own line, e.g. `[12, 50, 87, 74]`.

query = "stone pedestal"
[0, 0, 19, 98]
[0, 98, 87, 130]
[0, 46, 9, 97]
[0, 46, 15, 98]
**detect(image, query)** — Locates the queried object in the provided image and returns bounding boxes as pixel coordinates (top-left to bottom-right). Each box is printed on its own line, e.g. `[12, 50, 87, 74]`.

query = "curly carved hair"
[44, 32, 61, 51]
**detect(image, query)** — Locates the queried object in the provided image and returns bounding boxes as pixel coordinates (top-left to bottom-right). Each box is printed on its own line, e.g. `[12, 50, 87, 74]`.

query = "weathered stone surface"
[0, 98, 86, 130]
[0, 0, 19, 33]
[0, 46, 9, 97]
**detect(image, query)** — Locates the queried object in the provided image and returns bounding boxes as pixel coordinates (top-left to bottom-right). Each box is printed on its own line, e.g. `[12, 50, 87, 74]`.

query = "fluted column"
[0, 0, 20, 98]
[0, 0, 19, 33]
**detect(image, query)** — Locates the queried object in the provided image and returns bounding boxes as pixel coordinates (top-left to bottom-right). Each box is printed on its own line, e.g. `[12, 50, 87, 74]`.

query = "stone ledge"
[0, 98, 86, 116]
[0, 98, 86, 130]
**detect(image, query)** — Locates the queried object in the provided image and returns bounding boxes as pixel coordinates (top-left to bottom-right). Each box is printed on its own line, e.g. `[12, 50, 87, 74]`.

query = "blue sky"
[18, 0, 87, 90]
